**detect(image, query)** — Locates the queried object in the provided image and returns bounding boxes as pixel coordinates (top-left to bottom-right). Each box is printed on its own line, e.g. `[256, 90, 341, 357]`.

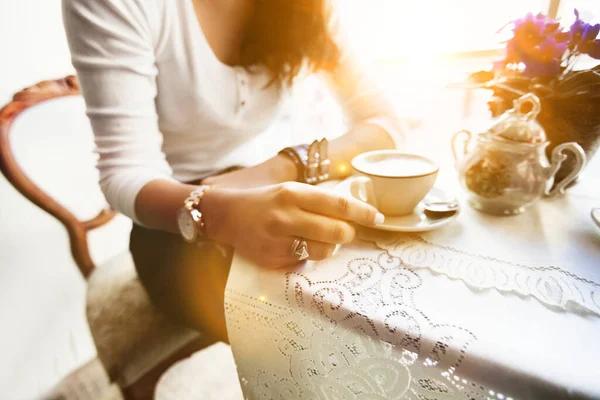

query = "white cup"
[350, 150, 439, 216]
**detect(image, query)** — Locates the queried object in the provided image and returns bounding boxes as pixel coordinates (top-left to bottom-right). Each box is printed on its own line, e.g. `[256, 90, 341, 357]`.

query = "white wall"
[0, 0, 73, 104]
[0, 1, 116, 398]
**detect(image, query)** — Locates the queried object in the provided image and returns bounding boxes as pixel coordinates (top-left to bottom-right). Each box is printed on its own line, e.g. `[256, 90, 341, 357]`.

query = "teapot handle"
[451, 130, 472, 167]
[545, 142, 587, 197]
[514, 93, 541, 120]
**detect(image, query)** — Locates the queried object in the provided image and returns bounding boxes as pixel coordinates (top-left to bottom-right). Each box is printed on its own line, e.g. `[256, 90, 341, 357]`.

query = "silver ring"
[291, 238, 310, 261]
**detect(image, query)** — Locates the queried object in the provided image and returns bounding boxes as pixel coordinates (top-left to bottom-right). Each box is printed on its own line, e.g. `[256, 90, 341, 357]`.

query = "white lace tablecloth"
[225, 156, 600, 400]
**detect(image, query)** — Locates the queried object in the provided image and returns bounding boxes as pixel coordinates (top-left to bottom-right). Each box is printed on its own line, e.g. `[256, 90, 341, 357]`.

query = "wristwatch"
[177, 186, 210, 243]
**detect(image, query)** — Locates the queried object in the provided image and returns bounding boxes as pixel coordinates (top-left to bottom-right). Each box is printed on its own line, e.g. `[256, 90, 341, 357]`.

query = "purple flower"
[493, 9, 600, 78]
[570, 9, 600, 59]
[540, 36, 568, 59]
[544, 21, 561, 35]
[522, 36, 567, 77]
[495, 13, 568, 76]
[570, 9, 587, 43]
[504, 39, 521, 63]
[512, 13, 548, 46]
[510, 13, 564, 58]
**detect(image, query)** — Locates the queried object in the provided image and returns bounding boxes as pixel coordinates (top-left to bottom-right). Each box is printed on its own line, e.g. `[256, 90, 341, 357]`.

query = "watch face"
[177, 209, 196, 242]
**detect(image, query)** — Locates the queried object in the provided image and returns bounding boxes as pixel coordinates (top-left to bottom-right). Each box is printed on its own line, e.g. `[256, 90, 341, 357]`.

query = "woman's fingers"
[240, 231, 337, 269]
[277, 183, 383, 226]
[287, 212, 356, 244]
[274, 238, 336, 265]
[289, 239, 336, 261]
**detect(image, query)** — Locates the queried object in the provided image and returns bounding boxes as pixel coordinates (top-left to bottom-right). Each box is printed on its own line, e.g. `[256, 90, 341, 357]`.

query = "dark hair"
[240, 0, 341, 85]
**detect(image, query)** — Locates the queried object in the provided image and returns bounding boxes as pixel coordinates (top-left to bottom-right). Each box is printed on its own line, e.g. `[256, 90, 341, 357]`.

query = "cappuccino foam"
[360, 157, 436, 177]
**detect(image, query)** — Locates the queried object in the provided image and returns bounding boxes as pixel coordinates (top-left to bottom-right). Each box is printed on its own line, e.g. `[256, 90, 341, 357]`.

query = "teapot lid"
[488, 93, 547, 143]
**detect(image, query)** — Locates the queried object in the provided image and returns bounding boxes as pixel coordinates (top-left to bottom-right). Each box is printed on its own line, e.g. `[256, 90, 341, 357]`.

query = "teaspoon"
[423, 197, 460, 218]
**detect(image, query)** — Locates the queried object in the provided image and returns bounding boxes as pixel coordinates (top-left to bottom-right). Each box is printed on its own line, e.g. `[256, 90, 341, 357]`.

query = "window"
[336, 0, 560, 61]
[290, 0, 600, 144]
[557, 0, 600, 21]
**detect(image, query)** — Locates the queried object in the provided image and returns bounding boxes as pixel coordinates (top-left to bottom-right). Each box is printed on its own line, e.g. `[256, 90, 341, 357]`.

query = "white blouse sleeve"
[63, 0, 176, 224]
[321, 50, 408, 149]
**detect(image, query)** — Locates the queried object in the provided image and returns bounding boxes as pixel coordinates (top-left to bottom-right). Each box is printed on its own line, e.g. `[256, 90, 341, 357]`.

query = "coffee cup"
[349, 150, 439, 216]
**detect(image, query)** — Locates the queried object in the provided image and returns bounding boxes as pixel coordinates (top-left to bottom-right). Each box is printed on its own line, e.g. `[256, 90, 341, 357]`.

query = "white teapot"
[452, 94, 586, 215]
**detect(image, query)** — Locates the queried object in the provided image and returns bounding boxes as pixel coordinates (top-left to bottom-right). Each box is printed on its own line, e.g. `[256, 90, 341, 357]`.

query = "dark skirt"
[129, 224, 234, 343]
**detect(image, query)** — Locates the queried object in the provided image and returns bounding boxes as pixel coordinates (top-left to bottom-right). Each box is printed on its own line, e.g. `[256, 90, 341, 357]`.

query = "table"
[224, 152, 600, 400]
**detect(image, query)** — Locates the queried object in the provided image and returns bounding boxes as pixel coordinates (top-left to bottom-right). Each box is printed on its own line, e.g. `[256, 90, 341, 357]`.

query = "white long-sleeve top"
[62, 0, 404, 223]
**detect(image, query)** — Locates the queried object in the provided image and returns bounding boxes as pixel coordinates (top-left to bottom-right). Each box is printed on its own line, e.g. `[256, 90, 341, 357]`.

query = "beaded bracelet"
[279, 139, 330, 184]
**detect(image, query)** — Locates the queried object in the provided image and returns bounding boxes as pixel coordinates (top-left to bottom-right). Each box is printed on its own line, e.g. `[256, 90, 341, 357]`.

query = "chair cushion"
[86, 251, 201, 387]
[155, 343, 243, 400]
[39, 358, 122, 400]
[40, 346, 243, 400]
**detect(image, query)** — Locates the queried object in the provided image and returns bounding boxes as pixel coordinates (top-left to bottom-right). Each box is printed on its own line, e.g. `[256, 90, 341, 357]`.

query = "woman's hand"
[202, 182, 384, 268]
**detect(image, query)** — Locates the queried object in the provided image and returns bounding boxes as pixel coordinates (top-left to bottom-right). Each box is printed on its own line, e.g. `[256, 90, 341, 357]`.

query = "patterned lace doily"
[367, 233, 600, 316]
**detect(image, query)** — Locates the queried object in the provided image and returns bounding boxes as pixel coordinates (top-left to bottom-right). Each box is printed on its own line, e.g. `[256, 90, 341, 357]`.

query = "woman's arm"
[135, 155, 294, 232]
[64, 0, 183, 229]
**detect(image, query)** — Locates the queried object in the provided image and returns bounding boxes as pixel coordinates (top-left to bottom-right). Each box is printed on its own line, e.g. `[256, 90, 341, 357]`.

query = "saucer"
[337, 180, 460, 232]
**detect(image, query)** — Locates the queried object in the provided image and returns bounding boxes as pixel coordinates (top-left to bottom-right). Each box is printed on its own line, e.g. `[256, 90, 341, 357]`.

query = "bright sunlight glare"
[336, 0, 549, 61]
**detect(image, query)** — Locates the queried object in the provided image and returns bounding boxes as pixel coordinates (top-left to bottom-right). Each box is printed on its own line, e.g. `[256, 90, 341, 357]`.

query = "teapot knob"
[513, 93, 541, 121]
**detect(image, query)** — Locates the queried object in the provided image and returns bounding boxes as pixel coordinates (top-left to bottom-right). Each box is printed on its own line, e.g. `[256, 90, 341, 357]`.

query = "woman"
[62, 0, 405, 342]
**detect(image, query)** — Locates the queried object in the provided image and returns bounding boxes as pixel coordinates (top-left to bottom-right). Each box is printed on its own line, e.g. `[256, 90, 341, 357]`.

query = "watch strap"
[182, 185, 210, 240]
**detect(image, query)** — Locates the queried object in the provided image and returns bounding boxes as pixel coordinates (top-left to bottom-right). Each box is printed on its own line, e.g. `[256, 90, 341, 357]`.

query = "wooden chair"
[0, 76, 217, 400]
